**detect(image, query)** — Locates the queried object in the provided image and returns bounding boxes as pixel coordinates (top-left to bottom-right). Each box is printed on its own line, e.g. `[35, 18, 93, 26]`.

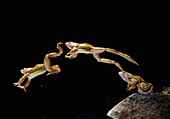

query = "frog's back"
[30, 64, 45, 73]
[78, 43, 94, 51]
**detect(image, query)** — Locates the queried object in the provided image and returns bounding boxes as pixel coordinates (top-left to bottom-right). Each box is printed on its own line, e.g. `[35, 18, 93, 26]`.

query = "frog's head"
[65, 41, 79, 49]
[21, 68, 32, 74]
[118, 71, 133, 84]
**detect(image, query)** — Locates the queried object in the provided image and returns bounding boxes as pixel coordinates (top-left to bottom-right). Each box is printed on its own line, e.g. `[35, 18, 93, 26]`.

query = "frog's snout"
[118, 71, 125, 76]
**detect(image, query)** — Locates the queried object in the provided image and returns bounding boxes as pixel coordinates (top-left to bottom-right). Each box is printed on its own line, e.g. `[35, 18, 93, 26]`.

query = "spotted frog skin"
[13, 42, 63, 92]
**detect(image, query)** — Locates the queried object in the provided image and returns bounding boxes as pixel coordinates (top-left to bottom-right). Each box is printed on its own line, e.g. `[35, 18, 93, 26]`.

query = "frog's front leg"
[17, 79, 31, 92]
[13, 73, 30, 92]
[65, 48, 78, 59]
[126, 83, 137, 91]
[65, 53, 78, 59]
[13, 73, 29, 87]
[93, 53, 123, 71]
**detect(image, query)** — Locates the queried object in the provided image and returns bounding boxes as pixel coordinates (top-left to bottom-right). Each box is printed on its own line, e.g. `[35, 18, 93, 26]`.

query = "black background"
[1, 1, 169, 119]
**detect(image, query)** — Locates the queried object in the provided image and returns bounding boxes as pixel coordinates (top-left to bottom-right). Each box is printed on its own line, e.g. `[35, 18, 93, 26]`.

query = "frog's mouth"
[65, 42, 74, 49]
[118, 71, 132, 84]
[118, 71, 127, 80]
[21, 68, 32, 74]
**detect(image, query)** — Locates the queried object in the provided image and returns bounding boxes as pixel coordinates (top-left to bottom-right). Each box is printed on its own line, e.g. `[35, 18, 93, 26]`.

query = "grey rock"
[107, 93, 170, 119]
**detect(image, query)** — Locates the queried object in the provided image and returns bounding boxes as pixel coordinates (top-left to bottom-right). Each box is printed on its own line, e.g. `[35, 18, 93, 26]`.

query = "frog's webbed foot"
[125, 87, 130, 92]
[17, 85, 27, 92]
[47, 72, 59, 76]
[56, 42, 63, 56]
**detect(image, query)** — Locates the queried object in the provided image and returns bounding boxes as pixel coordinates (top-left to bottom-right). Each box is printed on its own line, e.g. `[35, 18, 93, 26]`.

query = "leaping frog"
[65, 41, 138, 71]
[13, 42, 63, 92]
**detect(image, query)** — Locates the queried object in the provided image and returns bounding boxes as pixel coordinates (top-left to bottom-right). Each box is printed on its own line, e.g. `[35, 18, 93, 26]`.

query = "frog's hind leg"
[13, 73, 30, 92]
[18, 79, 31, 92]
[44, 42, 63, 71]
[138, 83, 153, 94]
[47, 65, 61, 76]
[44, 52, 60, 72]
[105, 48, 139, 65]
[93, 53, 123, 71]
[65, 48, 78, 58]
[13, 73, 29, 86]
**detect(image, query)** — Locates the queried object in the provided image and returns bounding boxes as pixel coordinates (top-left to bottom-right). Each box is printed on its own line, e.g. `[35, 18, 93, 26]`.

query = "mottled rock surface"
[107, 93, 170, 119]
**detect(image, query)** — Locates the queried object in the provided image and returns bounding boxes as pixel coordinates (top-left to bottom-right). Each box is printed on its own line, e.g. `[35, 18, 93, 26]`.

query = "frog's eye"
[67, 42, 71, 45]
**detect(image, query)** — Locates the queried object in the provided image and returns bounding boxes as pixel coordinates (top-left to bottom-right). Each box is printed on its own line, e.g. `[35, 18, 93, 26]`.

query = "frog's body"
[21, 64, 44, 74]
[13, 42, 63, 92]
[77, 43, 94, 53]
[65, 42, 138, 71]
[118, 71, 153, 94]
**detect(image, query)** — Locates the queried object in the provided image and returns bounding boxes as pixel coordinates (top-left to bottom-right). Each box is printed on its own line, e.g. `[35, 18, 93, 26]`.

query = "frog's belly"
[122, 78, 133, 84]
[77, 49, 92, 54]
[28, 69, 46, 80]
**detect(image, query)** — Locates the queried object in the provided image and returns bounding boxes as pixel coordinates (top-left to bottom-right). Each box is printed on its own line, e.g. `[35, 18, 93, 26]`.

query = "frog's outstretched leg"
[93, 53, 123, 71]
[13, 73, 29, 86]
[14, 68, 47, 92]
[105, 48, 139, 65]
[17, 79, 31, 92]
[44, 42, 63, 74]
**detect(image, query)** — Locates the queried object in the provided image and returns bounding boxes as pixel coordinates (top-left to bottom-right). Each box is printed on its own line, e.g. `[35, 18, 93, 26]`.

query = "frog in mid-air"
[13, 42, 63, 92]
[118, 71, 153, 94]
[65, 41, 139, 71]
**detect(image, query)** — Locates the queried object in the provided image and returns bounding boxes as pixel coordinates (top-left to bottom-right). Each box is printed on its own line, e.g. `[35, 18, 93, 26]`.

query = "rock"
[107, 93, 170, 119]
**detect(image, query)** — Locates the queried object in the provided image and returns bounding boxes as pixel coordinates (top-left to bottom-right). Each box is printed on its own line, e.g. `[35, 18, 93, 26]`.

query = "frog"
[13, 42, 63, 92]
[118, 71, 153, 94]
[65, 41, 139, 71]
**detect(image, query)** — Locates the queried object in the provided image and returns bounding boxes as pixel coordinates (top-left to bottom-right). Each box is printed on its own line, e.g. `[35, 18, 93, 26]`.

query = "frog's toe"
[13, 82, 20, 86]
[17, 85, 27, 92]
